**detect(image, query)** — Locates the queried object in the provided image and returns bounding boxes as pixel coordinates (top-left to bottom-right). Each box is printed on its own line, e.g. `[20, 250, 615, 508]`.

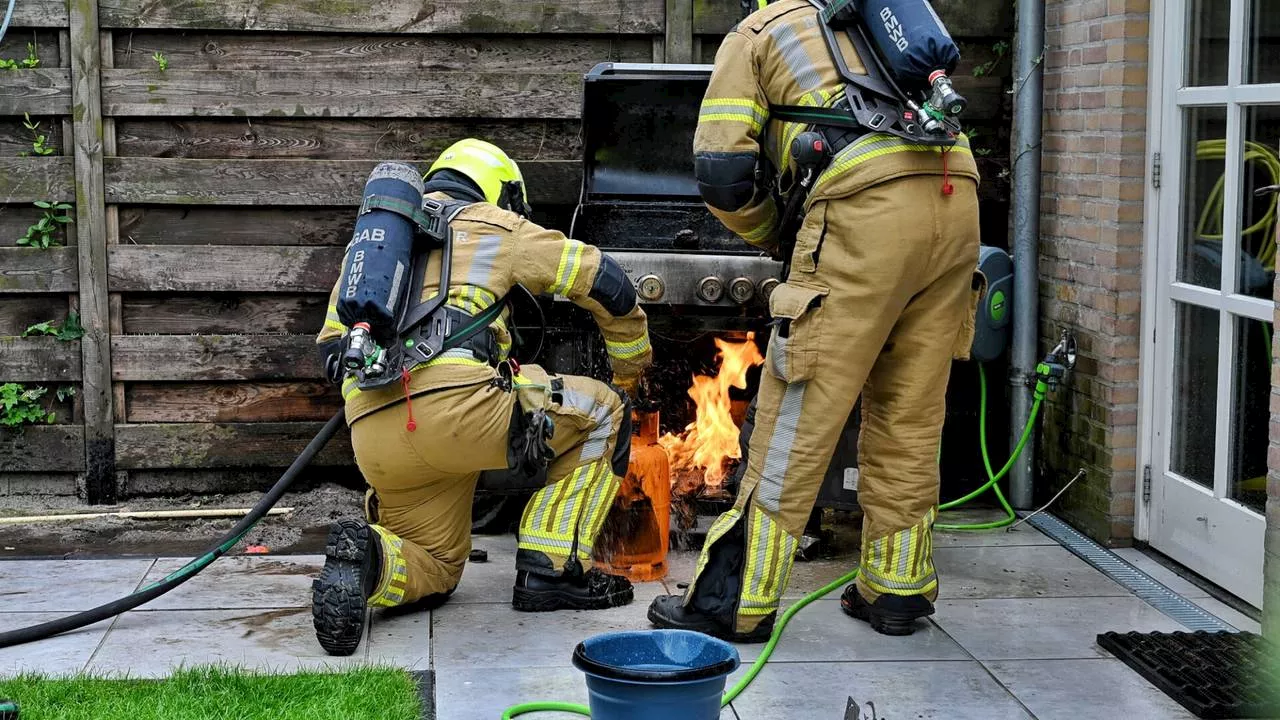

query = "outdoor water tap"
[1034, 329, 1077, 397]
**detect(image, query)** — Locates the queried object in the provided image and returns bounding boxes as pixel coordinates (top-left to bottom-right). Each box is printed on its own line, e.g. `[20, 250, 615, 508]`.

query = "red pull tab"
[941, 148, 955, 196]
[401, 369, 417, 432]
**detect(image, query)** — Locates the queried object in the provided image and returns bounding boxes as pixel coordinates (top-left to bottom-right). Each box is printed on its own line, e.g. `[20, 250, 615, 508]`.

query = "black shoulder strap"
[396, 199, 473, 335]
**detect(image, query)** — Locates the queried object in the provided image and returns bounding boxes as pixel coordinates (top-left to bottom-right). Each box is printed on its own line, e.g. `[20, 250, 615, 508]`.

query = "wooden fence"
[0, 0, 1013, 501]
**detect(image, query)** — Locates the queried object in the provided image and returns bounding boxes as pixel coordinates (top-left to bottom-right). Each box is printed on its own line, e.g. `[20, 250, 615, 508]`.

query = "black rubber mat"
[1097, 630, 1279, 719]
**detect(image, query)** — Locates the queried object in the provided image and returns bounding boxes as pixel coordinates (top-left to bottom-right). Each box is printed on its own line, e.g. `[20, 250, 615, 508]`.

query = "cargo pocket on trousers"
[766, 282, 830, 382]
[790, 202, 827, 274]
[952, 270, 987, 361]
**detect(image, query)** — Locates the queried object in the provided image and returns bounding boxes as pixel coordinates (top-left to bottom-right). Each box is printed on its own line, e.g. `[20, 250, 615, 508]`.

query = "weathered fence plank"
[692, 0, 1012, 37]
[110, 34, 651, 72]
[114, 119, 582, 160]
[7, 0, 67, 27]
[115, 422, 353, 469]
[110, 245, 340, 292]
[122, 295, 327, 334]
[665, 0, 694, 64]
[0, 157, 74, 203]
[0, 248, 78, 292]
[71, 0, 117, 504]
[0, 69, 73, 115]
[0, 297, 70, 335]
[117, 207, 355, 245]
[0, 426, 85, 472]
[104, 158, 581, 205]
[102, 69, 582, 119]
[0, 30, 62, 63]
[99, 0, 665, 34]
[112, 335, 322, 381]
[0, 337, 82, 382]
[127, 382, 341, 422]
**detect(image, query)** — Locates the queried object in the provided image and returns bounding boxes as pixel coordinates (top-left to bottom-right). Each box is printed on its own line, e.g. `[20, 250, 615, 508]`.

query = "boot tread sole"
[312, 520, 370, 657]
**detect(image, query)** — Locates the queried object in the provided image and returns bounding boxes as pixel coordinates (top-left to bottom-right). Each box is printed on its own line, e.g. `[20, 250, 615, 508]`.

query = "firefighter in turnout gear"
[312, 139, 653, 657]
[648, 0, 983, 639]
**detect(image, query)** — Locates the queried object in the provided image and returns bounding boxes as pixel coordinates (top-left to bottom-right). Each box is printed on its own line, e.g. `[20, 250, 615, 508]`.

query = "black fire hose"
[0, 409, 346, 650]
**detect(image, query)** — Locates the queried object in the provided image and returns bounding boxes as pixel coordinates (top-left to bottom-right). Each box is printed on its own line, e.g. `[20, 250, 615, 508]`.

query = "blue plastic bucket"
[571, 629, 740, 720]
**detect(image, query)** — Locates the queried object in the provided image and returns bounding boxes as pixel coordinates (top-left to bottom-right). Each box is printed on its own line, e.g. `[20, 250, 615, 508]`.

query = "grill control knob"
[758, 277, 780, 303]
[696, 276, 724, 304]
[729, 277, 755, 305]
[637, 274, 665, 302]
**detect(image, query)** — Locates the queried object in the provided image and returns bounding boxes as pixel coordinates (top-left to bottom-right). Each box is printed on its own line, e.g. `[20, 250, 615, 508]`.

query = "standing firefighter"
[312, 139, 652, 656]
[649, 0, 983, 639]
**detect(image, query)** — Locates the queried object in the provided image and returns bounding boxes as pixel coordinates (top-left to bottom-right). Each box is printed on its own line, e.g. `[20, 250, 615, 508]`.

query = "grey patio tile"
[934, 596, 1187, 661]
[436, 666, 588, 720]
[722, 660, 1034, 719]
[1111, 548, 1212, 599]
[366, 607, 431, 671]
[934, 508, 1057, 547]
[0, 613, 111, 677]
[141, 555, 322, 610]
[0, 558, 155, 612]
[87, 608, 366, 678]
[1193, 597, 1263, 633]
[736, 599, 966, 663]
[432, 601, 651, 671]
[934, 544, 1130, 599]
[986, 658, 1197, 720]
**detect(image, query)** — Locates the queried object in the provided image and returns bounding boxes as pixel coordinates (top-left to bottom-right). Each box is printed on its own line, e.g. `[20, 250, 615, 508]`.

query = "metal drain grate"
[1025, 512, 1238, 633]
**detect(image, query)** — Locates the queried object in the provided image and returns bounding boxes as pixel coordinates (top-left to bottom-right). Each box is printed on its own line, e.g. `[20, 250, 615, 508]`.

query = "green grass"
[0, 666, 422, 720]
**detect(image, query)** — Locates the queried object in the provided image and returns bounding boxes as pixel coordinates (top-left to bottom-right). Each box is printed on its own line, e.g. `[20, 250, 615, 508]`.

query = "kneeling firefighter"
[312, 139, 652, 656]
[649, 0, 983, 639]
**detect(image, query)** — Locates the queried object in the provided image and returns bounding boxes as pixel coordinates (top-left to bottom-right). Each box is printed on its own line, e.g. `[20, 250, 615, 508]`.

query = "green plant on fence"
[20, 113, 55, 156]
[0, 383, 56, 428]
[152, 51, 168, 71]
[22, 311, 84, 341]
[0, 42, 40, 70]
[972, 40, 1010, 79]
[18, 201, 74, 249]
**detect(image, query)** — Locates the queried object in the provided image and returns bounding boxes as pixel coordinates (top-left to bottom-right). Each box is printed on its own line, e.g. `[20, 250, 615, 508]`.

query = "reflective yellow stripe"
[740, 508, 796, 614]
[859, 508, 938, 596]
[552, 242, 584, 296]
[700, 98, 768, 134]
[742, 214, 776, 244]
[576, 464, 620, 559]
[368, 525, 409, 607]
[605, 334, 650, 360]
[816, 133, 973, 189]
[324, 318, 347, 332]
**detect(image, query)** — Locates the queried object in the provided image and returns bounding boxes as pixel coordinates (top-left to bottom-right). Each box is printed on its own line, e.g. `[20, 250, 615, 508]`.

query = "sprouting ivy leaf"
[54, 203, 72, 210]
[58, 312, 84, 340]
[21, 321, 56, 337]
[56, 386, 77, 402]
[34, 201, 51, 209]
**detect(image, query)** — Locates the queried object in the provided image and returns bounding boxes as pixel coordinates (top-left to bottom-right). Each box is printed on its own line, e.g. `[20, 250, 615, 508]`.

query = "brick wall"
[1037, 0, 1149, 544]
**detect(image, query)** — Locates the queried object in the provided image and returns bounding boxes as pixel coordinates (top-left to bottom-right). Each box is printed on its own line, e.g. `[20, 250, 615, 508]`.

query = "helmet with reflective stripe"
[426, 138, 532, 217]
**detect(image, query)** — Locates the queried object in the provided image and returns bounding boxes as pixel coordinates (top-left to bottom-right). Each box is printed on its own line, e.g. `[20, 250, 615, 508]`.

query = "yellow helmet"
[426, 138, 531, 216]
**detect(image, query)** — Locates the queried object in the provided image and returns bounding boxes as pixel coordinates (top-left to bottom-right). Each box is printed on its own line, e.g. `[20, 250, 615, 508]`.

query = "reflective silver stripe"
[861, 567, 938, 592]
[770, 18, 822, 92]
[554, 242, 583, 295]
[517, 533, 577, 552]
[557, 465, 595, 535]
[529, 482, 561, 532]
[768, 334, 788, 379]
[749, 511, 770, 600]
[580, 406, 614, 462]
[467, 234, 502, 290]
[559, 388, 596, 415]
[897, 531, 912, 577]
[756, 382, 806, 513]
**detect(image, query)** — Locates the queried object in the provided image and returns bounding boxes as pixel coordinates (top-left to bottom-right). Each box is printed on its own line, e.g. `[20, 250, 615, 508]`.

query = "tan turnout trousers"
[348, 369, 628, 607]
[686, 175, 982, 634]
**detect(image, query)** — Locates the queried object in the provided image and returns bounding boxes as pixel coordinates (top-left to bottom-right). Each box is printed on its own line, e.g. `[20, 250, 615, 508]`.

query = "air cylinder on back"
[854, 0, 960, 89]
[336, 162, 425, 343]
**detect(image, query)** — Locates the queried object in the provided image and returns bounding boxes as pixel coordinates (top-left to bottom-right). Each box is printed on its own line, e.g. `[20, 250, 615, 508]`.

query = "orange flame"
[658, 333, 764, 488]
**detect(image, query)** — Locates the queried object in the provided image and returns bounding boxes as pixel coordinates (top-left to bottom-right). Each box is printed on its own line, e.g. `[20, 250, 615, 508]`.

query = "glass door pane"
[1238, 106, 1280, 297]
[1171, 303, 1221, 488]
[1230, 315, 1271, 514]
[1180, 107, 1229, 288]
[1247, 0, 1280, 84]
[1187, 0, 1230, 86]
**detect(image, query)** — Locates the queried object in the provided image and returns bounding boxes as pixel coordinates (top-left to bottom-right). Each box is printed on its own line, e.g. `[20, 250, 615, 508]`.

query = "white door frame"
[1137, 0, 1273, 607]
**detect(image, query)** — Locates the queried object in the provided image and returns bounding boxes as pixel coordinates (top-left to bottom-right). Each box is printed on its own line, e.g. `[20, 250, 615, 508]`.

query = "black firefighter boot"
[311, 519, 382, 656]
[839, 584, 935, 636]
[512, 556, 634, 612]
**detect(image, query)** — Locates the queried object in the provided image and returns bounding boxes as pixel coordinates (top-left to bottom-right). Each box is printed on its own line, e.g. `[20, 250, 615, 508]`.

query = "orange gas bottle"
[592, 410, 671, 582]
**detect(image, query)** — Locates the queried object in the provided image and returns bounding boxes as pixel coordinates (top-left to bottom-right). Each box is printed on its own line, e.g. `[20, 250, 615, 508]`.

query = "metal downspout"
[1009, 0, 1046, 509]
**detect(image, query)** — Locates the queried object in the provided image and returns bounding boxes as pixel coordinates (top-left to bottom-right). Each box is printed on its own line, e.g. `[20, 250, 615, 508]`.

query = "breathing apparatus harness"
[747, 0, 969, 272]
